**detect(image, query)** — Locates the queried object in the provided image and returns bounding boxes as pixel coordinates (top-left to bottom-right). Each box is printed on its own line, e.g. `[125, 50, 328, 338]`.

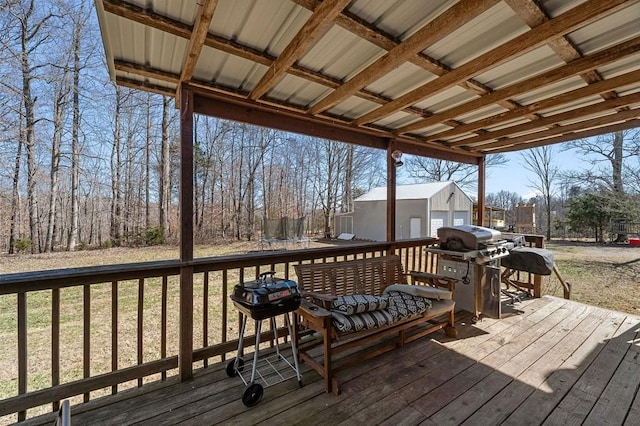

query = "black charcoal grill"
[231, 272, 301, 320]
[227, 272, 302, 407]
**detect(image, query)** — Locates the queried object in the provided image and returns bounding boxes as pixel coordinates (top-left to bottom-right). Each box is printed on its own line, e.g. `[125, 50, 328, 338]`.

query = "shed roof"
[94, 0, 640, 161]
[355, 181, 469, 202]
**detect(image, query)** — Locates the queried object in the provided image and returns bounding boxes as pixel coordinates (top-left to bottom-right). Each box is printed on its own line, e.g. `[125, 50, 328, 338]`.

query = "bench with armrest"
[293, 254, 456, 394]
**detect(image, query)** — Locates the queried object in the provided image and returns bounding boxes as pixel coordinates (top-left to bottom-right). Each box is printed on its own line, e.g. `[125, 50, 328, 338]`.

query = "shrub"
[142, 227, 164, 246]
[13, 238, 32, 253]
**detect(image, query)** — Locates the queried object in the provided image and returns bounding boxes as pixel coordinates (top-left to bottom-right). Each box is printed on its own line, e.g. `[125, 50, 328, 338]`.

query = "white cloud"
[522, 190, 541, 200]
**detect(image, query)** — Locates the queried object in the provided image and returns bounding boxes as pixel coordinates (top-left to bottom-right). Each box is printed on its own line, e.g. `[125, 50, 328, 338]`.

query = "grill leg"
[271, 317, 281, 356]
[250, 320, 262, 383]
[236, 314, 248, 366]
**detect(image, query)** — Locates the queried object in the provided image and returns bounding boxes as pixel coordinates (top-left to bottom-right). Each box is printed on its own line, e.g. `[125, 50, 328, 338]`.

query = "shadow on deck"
[21, 296, 640, 425]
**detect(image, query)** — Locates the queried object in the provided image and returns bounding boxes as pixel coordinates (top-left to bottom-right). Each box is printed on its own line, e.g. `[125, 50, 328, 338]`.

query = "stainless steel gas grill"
[428, 225, 514, 320]
[226, 272, 303, 407]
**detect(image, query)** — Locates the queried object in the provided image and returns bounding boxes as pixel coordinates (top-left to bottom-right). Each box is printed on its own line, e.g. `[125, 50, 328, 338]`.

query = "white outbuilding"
[335, 181, 474, 241]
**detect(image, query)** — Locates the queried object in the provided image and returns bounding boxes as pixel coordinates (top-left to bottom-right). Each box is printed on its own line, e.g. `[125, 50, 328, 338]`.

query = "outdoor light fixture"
[391, 150, 403, 167]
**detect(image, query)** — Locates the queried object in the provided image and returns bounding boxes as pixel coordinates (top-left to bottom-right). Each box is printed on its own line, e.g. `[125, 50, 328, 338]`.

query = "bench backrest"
[294, 255, 408, 296]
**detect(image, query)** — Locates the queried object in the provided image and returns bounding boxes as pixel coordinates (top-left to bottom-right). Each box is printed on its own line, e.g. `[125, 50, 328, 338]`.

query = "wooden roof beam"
[439, 67, 640, 145]
[248, 0, 351, 101]
[473, 108, 640, 152]
[492, 118, 640, 153]
[104, 0, 430, 117]
[179, 0, 218, 84]
[351, 0, 633, 127]
[292, 0, 519, 114]
[115, 60, 180, 85]
[189, 85, 481, 164]
[103, 0, 190, 36]
[307, 0, 499, 115]
[505, 0, 618, 101]
[396, 35, 640, 135]
[451, 91, 640, 149]
[115, 76, 175, 97]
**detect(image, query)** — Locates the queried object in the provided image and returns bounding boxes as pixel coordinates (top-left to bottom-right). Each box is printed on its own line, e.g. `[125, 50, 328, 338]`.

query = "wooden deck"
[22, 296, 640, 425]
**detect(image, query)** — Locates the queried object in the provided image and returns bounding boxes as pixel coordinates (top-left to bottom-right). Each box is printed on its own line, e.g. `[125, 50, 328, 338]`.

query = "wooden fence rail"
[0, 239, 439, 422]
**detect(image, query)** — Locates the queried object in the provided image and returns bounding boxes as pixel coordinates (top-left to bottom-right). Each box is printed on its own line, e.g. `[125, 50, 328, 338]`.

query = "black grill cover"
[231, 277, 300, 320]
[502, 247, 554, 276]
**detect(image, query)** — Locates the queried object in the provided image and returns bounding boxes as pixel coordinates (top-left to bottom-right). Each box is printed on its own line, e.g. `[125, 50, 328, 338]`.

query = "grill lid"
[437, 225, 502, 250]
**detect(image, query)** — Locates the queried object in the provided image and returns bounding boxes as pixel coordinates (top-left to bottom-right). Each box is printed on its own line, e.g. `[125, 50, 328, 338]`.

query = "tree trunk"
[159, 96, 171, 241]
[68, 5, 82, 250]
[47, 81, 67, 252]
[22, 42, 39, 253]
[111, 87, 123, 246]
[145, 93, 152, 229]
[342, 144, 354, 213]
[612, 131, 624, 194]
[8, 136, 23, 254]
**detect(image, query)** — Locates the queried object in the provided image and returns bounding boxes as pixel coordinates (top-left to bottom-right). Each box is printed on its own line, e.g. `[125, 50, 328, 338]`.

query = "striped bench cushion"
[331, 309, 395, 334]
[331, 294, 392, 315]
[385, 290, 432, 321]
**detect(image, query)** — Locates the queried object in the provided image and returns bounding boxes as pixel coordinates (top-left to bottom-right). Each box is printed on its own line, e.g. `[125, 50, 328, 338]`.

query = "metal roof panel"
[424, 2, 529, 69]
[511, 77, 588, 106]
[267, 74, 332, 108]
[364, 62, 436, 99]
[299, 26, 386, 81]
[211, 0, 309, 57]
[195, 47, 267, 93]
[348, 0, 462, 40]
[326, 96, 379, 120]
[474, 46, 565, 90]
[567, 3, 640, 55]
[413, 86, 480, 114]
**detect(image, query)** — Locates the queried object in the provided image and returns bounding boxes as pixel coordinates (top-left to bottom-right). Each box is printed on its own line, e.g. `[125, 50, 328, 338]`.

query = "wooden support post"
[386, 140, 397, 242]
[179, 83, 194, 381]
[477, 156, 486, 227]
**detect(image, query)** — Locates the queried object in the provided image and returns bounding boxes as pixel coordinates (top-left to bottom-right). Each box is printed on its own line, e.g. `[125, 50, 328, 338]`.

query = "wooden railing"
[0, 239, 439, 422]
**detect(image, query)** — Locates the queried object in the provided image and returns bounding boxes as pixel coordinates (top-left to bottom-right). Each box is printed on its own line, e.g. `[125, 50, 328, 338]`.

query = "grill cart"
[226, 271, 303, 407]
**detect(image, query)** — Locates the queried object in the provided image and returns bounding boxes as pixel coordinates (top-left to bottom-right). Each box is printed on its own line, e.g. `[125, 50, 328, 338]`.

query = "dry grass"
[1, 239, 639, 424]
[543, 240, 640, 315]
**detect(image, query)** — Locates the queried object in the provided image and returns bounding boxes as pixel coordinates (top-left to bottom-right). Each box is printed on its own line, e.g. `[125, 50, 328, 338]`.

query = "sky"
[485, 147, 591, 199]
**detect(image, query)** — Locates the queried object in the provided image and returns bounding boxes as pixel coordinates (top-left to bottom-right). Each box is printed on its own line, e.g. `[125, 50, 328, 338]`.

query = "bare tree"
[405, 153, 507, 191]
[563, 130, 640, 240]
[310, 138, 350, 238]
[521, 146, 559, 240]
[67, 1, 89, 250]
[110, 86, 124, 246]
[2, 1, 56, 253]
[45, 60, 70, 251]
[564, 130, 640, 192]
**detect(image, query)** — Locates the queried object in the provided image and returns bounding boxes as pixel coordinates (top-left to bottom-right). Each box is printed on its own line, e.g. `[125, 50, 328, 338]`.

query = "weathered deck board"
[429, 301, 580, 424]
[461, 305, 609, 425]
[502, 309, 622, 425]
[20, 296, 640, 426]
[543, 314, 640, 425]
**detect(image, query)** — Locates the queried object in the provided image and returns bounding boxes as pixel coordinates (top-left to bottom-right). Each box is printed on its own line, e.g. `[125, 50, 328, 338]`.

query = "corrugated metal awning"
[94, 0, 640, 161]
